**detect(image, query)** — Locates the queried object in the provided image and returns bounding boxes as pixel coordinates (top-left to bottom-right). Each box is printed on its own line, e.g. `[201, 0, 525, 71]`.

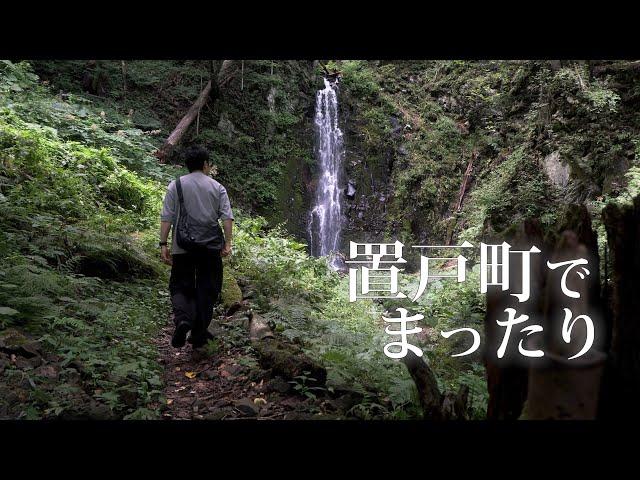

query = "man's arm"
[218, 185, 234, 258]
[160, 221, 172, 264]
[159, 181, 176, 265]
[221, 218, 233, 257]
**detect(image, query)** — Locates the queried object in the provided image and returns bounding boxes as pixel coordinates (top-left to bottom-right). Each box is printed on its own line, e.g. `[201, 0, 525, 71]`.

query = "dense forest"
[1, 59, 639, 419]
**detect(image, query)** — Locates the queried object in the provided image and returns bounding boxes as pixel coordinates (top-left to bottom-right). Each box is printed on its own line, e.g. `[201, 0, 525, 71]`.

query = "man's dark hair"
[183, 145, 210, 172]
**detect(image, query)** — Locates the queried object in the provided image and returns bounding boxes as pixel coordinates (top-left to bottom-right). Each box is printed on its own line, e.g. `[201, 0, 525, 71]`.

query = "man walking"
[159, 145, 234, 349]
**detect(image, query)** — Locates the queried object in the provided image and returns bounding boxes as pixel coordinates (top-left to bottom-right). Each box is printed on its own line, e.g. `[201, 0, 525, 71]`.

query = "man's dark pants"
[169, 249, 223, 345]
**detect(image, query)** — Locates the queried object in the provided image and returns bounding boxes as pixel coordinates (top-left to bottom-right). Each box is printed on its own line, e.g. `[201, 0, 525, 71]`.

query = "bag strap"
[175, 175, 185, 207]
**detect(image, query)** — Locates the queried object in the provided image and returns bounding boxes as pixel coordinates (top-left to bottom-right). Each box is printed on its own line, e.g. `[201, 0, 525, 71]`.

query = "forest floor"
[157, 285, 359, 420]
[157, 322, 361, 420]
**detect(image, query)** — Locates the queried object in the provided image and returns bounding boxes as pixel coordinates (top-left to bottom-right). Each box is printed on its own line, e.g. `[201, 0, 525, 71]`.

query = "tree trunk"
[524, 206, 606, 419]
[484, 219, 547, 419]
[402, 351, 443, 419]
[483, 206, 606, 419]
[402, 351, 469, 420]
[599, 196, 640, 418]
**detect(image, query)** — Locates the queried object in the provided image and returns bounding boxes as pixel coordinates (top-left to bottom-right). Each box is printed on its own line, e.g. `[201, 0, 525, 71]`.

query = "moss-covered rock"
[220, 267, 243, 309]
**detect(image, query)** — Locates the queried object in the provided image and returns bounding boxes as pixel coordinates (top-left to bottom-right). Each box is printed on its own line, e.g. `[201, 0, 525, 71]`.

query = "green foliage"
[584, 80, 620, 113]
[460, 147, 558, 239]
[231, 214, 339, 308]
[0, 60, 171, 418]
[288, 370, 326, 400]
[336, 60, 379, 98]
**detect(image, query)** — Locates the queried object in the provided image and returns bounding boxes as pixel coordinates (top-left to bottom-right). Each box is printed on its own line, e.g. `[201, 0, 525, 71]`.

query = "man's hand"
[221, 242, 232, 257]
[161, 245, 172, 265]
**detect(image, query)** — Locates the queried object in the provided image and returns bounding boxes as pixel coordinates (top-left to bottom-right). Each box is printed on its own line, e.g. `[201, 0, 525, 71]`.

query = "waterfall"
[308, 78, 344, 267]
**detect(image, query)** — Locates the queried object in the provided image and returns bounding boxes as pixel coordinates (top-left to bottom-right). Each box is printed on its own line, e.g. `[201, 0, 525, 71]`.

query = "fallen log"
[155, 80, 212, 162]
[224, 307, 327, 386]
[155, 60, 236, 162]
[455, 149, 476, 212]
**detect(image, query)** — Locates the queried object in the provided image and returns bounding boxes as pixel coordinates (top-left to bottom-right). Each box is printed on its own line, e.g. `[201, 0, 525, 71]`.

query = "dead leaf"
[167, 399, 174, 405]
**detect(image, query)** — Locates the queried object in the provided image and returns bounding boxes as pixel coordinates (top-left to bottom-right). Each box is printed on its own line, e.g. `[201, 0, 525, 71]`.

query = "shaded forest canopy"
[1, 59, 639, 419]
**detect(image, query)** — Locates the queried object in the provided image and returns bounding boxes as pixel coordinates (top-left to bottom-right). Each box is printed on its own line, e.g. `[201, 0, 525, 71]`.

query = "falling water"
[308, 78, 344, 267]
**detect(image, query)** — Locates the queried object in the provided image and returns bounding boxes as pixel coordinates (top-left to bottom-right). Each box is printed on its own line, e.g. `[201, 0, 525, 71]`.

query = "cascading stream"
[308, 78, 344, 267]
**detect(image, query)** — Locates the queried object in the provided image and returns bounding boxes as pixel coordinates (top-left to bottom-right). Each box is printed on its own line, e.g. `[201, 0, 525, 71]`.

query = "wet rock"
[266, 376, 291, 394]
[212, 399, 233, 409]
[87, 401, 118, 420]
[253, 338, 327, 387]
[345, 180, 357, 199]
[0, 352, 10, 374]
[242, 289, 256, 300]
[34, 364, 60, 379]
[543, 151, 570, 188]
[205, 407, 234, 420]
[0, 328, 41, 358]
[224, 364, 245, 377]
[225, 301, 246, 318]
[223, 311, 251, 329]
[119, 389, 139, 409]
[329, 392, 364, 412]
[234, 398, 259, 417]
[14, 356, 34, 370]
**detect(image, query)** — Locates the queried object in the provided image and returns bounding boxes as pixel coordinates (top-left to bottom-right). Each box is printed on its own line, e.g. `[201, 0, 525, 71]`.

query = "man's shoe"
[171, 322, 191, 348]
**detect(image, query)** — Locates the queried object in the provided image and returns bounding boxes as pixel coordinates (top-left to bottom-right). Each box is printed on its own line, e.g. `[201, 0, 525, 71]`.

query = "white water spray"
[308, 78, 344, 267]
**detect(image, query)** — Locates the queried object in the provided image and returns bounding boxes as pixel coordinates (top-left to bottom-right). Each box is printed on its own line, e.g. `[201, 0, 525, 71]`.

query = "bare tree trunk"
[121, 60, 127, 103]
[484, 219, 546, 419]
[483, 207, 606, 419]
[402, 351, 443, 419]
[599, 197, 640, 418]
[402, 351, 469, 420]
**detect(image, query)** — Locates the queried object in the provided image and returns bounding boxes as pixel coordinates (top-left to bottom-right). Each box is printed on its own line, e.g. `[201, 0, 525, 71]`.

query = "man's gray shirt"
[160, 171, 234, 254]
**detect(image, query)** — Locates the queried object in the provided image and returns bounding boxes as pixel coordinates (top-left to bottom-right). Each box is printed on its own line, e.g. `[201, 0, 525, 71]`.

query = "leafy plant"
[288, 371, 326, 400]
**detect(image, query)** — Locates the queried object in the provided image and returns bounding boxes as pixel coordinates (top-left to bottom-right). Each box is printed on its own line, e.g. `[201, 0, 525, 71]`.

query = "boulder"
[0, 328, 41, 358]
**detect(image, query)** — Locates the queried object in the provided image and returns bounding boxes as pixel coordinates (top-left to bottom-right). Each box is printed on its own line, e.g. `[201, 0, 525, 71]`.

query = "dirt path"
[156, 311, 350, 420]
